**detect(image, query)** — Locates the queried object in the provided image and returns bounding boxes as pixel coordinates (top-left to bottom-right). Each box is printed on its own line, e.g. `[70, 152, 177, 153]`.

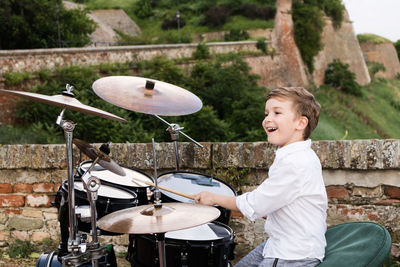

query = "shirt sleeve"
[236, 158, 303, 220]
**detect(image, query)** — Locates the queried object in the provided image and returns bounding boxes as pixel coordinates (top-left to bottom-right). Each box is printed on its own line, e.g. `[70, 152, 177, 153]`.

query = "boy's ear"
[296, 116, 308, 130]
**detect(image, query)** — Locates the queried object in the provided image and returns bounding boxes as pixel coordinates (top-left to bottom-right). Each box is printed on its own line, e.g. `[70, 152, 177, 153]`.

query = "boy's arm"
[193, 191, 239, 211]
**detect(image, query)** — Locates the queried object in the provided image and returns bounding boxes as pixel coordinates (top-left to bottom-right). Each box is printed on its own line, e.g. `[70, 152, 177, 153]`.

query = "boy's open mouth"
[267, 127, 277, 133]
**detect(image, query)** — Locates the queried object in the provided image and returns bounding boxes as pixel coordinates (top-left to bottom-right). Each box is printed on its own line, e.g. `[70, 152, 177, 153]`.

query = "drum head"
[74, 182, 135, 199]
[79, 161, 153, 188]
[165, 222, 232, 241]
[158, 172, 236, 203]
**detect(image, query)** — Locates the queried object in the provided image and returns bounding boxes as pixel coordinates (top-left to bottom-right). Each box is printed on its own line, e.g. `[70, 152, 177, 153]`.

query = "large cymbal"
[92, 76, 203, 116]
[97, 203, 220, 234]
[73, 138, 126, 177]
[0, 89, 127, 122]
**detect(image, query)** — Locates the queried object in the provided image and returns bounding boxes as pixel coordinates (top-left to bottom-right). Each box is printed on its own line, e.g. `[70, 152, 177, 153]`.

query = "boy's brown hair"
[266, 87, 321, 140]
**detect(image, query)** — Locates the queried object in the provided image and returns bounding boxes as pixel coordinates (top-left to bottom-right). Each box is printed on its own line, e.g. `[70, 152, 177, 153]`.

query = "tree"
[0, 0, 96, 49]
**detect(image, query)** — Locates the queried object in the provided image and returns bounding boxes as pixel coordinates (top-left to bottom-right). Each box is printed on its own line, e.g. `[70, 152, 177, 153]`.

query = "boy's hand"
[193, 191, 216, 206]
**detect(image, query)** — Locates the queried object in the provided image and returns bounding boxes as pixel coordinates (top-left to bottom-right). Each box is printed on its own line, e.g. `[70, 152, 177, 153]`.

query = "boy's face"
[262, 97, 307, 147]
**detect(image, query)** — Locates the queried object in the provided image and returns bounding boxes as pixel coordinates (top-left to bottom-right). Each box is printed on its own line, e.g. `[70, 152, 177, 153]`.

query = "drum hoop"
[61, 179, 138, 200]
[157, 170, 238, 196]
[77, 160, 154, 183]
[164, 221, 234, 243]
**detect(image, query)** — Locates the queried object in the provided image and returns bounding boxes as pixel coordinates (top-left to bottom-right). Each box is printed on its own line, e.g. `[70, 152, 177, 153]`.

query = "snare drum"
[157, 171, 237, 225]
[56, 179, 139, 235]
[77, 161, 154, 205]
[129, 221, 235, 267]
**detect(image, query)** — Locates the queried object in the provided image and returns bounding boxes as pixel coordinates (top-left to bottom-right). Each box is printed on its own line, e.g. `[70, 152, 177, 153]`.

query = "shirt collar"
[275, 139, 311, 159]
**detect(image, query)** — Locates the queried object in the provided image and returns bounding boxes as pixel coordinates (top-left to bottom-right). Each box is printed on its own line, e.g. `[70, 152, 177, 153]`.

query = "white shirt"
[236, 139, 327, 260]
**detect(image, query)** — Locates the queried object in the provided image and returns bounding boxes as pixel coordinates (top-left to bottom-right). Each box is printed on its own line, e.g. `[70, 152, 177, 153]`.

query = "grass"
[357, 33, 392, 44]
[311, 79, 400, 140]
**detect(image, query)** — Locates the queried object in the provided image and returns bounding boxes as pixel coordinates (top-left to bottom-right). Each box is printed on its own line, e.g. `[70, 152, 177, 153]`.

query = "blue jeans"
[234, 241, 321, 267]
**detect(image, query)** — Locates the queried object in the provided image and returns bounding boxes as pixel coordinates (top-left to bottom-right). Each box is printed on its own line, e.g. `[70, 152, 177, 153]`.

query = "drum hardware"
[0, 86, 126, 267]
[153, 114, 203, 170]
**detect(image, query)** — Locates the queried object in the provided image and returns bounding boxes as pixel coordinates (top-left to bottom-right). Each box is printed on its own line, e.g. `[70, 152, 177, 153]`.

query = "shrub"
[321, 0, 345, 28]
[204, 5, 232, 27]
[4, 71, 31, 85]
[161, 17, 186, 30]
[256, 38, 268, 54]
[133, 0, 153, 18]
[224, 29, 249, 41]
[357, 34, 391, 44]
[193, 43, 210, 59]
[292, 0, 325, 73]
[395, 40, 400, 60]
[367, 61, 386, 79]
[324, 59, 362, 96]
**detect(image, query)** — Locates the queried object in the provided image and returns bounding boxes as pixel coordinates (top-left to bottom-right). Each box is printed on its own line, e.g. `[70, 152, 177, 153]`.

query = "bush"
[367, 61, 386, 79]
[357, 33, 391, 44]
[7, 240, 34, 258]
[321, 0, 345, 28]
[256, 38, 268, 54]
[395, 40, 400, 60]
[224, 29, 250, 41]
[324, 59, 362, 96]
[161, 17, 186, 30]
[292, 0, 325, 73]
[193, 43, 210, 59]
[204, 5, 232, 27]
[238, 4, 275, 20]
[133, 0, 153, 18]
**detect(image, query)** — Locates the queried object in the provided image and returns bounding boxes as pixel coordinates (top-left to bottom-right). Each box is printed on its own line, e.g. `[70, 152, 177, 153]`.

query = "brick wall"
[0, 140, 399, 258]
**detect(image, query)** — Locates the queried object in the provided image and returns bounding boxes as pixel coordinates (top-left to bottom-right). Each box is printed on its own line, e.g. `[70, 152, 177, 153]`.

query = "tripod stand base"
[36, 245, 117, 267]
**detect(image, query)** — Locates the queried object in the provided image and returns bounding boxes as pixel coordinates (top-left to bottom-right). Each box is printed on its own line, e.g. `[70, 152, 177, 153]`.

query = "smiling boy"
[193, 87, 328, 266]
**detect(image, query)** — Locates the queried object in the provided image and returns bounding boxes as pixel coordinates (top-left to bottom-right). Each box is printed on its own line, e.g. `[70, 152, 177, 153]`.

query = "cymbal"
[73, 138, 126, 176]
[92, 76, 202, 116]
[0, 89, 127, 122]
[97, 202, 220, 234]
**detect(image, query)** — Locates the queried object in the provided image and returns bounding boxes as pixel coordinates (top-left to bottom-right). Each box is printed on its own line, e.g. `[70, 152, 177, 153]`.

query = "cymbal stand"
[152, 138, 166, 267]
[153, 115, 203, 170]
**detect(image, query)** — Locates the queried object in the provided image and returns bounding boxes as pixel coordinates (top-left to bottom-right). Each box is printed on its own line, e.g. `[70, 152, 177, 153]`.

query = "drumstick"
[132, 178, 195, 200]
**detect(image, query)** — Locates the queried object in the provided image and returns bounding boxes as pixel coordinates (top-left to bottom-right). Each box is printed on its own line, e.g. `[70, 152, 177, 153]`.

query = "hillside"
[312, 79, 400, 140]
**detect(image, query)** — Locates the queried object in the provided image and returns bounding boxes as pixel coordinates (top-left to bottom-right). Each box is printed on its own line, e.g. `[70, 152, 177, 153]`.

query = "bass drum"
[128, 221, 235, 267]
[36, 247, 117, 267]
[77, 160, 154, 205]
[157, 171, 237, 225]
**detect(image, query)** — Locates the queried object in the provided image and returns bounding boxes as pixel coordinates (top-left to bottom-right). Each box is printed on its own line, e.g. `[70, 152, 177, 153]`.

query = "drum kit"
[0, 76, 237, 267]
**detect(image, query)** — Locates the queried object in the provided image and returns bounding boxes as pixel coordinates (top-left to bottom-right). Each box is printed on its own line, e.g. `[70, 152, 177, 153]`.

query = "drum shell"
[157, 171, 237, 225]
[77, 160, 153, 206]
[56, 179, 139, 235]
[128, 221, 235, 267]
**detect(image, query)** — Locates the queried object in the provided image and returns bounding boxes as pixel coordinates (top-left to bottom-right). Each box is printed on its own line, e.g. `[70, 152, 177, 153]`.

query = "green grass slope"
[312, 79, 400, 140]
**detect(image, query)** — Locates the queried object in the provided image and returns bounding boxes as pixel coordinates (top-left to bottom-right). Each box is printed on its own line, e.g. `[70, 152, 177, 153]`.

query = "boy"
[193, 87, 328, 267]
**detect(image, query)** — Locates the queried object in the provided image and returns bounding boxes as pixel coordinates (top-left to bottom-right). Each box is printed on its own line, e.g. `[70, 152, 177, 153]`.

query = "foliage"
[6, 240, 34, 258]
[256, 38, 268, 54]
[161, 17, 186, 30]
[0, 0, 96, 49]
[133, 0, 153, 18]
[292, 0, 325, 73]
[319, 0, 345, 28]
[324, 59, 362, 96]
[367, 61, 386, 79]
[395, 40, 400, 60]
[4, 72, 31, 85]
[292, 0, 345, 73]
[193, 43, 210, 59]
[204, 5, 232, 28]
[224, 29, 250, 41]
[357, 34, 391, 44]
[238, 4, 276, 20]
[3, 54, 267, 144]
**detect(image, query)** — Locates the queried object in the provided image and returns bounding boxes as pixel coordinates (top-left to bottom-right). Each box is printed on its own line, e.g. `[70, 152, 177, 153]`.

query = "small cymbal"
[92, 76, 202, 116]
[97, 202, 220, 234]
[0, 89, 127, 122]
[73, 138, 126, 176]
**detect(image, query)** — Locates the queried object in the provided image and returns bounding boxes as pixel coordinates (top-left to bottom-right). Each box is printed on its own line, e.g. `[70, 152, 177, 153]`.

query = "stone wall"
[0, 140, 399, 259]
[360, 42, 400, 79]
